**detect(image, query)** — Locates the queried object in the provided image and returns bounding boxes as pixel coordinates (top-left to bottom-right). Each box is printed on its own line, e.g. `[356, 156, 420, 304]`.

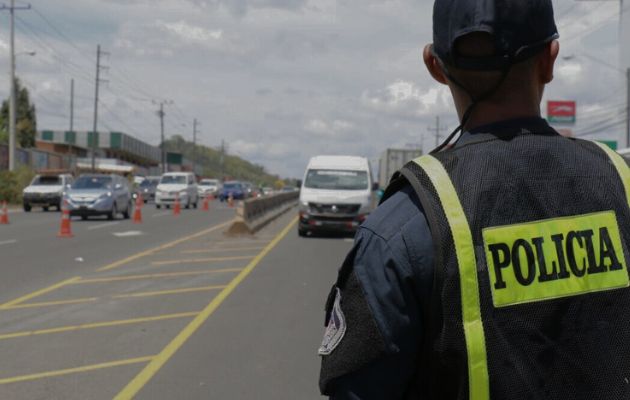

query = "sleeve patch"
[318, 288, 346, 356]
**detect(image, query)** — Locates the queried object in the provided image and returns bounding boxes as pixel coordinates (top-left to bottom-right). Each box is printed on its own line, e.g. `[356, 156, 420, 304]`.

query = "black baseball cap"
[432, 0, 559, 71]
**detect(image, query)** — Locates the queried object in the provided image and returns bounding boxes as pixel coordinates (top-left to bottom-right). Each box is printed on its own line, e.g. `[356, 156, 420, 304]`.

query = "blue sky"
[0, 0, 626, 177]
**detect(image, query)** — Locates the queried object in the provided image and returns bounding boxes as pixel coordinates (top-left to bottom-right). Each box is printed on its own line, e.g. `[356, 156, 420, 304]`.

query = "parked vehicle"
[64, 174, 132, 220]
[197, 179, 221, 198]
[219, 181, 246, 201]
[22, 174, 74, 212]
[133, 177, 160, 203]
[155, 172, 198, 209]
[298, 155, 374, 237]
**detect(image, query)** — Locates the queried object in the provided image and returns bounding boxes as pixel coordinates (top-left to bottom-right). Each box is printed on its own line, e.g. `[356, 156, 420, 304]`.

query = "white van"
[298, 155, 374, 237]
[155, 172, 198, 209]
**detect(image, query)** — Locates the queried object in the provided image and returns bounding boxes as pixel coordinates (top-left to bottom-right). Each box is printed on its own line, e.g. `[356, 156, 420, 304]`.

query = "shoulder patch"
[318, 288, 346, 356]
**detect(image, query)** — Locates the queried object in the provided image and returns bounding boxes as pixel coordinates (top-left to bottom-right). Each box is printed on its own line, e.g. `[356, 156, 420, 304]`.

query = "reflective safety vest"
[396, 132, 630, 400]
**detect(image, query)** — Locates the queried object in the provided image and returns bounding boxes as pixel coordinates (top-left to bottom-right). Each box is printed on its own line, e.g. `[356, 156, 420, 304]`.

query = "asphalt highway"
[0, 202, 352, 399]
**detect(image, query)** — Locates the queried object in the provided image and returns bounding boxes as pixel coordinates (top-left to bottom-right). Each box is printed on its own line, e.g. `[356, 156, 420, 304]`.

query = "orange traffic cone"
[133, 194, 143, 224]
[202, 195, 210, 211]
[0, 201, 8, 225]
[228, 194, 234, 208]
[173, 193, 181, 216]
[57, 200, 73, 238]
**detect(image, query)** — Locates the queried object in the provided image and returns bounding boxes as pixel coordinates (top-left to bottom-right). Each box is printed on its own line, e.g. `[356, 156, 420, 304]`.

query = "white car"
[197, 179, 221, 198]
[23, 174, 74, 212]
[155, 172, 199, 209]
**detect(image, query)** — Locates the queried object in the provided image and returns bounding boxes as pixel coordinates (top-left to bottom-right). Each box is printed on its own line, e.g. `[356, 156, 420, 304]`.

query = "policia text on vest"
[483, 211, 630, 308]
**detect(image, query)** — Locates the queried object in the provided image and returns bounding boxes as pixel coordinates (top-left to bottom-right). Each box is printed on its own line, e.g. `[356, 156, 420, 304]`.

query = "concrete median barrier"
[226, 191, 299, 235]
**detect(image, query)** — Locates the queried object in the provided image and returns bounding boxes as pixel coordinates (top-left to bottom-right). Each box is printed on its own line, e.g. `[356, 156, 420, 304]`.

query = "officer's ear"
[538, 40, 559, 84]
[423, 44, 448, 85]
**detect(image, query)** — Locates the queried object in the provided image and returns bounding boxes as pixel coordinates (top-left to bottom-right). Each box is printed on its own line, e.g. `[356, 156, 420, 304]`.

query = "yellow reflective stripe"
[413, 155, 489, 400]
[594, 141, 630, 207]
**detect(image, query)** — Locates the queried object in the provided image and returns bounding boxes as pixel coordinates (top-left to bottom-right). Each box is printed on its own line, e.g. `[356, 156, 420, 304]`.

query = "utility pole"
[68, 78, 74, 158]
[69, 78, 74, 133]
[220, 139, 226, 179]
[91, 45, 109, 172]
[428, 116, 448, 147]
[192, 118, 200, 175]
[1, 0, 31, 171]
[153, 100, 173, 173]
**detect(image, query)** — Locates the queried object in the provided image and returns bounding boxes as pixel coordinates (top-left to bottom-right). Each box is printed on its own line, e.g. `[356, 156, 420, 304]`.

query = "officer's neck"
[459, 101, 541, 132]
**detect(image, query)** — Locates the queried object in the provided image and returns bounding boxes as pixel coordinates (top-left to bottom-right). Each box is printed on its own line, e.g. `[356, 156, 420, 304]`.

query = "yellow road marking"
[3, 298, 97, 310]
[181, 246, 264, 254]
[114, 216, 298, 399]
[210, 240, 270, 246]
[0, 220, 234, 310]
[0, 312, 198, 340]
[0, 277, 81, 310]
[75, 268, 242, 284]
[97, 220, 233, 272]
[113, 285, 227, 298]
[152, 255, 254, 266]
[0, 356, 154, 385]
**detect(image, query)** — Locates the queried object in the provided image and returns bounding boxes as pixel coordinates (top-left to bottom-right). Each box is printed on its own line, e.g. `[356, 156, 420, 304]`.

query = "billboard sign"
[548, 101, 576, 124]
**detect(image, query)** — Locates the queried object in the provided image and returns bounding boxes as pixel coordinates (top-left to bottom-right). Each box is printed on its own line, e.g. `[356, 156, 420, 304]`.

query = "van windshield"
[304, 169, 368, 191]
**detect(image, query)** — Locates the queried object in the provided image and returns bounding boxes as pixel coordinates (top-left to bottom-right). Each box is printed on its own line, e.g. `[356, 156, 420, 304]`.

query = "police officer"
[319, 0, 630, 399]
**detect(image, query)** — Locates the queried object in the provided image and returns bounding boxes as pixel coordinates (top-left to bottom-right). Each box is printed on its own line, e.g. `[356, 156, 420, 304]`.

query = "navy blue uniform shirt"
[319, 117, 557, 399]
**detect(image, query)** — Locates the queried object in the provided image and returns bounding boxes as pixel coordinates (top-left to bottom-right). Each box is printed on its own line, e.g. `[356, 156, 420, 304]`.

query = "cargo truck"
[378, 148, 423, 187]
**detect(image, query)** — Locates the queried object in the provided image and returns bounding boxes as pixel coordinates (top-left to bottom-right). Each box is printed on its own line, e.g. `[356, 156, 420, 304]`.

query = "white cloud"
[304, 118, 355, 136]
[361, 80, 449, 118]
[156, 20, 223, 42]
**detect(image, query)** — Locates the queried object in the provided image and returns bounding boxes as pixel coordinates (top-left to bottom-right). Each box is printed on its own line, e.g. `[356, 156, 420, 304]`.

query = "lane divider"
[74, 268, 243, 284]
[0, 219, 233, 309]
[151, 255, 254, 266]
[114, 216, 298, 400]
[0, 277, 81, 310]
[4, 298, 98, 310]
[2, 284, 232, 310]
[0, 311, 199, 340]
[97, 220, 232, 272]
[0, 356, 155, 385]
[112, 285, 227, 299]
[180, 246, 265, 254]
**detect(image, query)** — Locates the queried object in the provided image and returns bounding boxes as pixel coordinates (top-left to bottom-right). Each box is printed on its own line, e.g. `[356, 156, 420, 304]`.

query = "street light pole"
[8, 0, 15, 171]
[1, 0, 30, 171]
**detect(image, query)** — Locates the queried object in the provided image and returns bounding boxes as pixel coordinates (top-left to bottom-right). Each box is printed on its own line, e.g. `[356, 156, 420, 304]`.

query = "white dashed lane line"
[0, 240, 17, 246]
[112, 231, 144, 238]
[87, 222, 121, 231]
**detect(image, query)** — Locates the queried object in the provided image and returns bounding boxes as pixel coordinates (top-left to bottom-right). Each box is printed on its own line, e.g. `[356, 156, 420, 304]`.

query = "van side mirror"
[372, 183, 380, 191]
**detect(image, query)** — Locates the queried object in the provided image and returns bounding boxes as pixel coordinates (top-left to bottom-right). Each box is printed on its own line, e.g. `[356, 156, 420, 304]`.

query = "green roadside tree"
[0, 78, 37, 148]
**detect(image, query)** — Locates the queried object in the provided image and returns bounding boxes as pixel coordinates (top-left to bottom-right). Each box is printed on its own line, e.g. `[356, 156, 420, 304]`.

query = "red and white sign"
[548, 101, 576, 124]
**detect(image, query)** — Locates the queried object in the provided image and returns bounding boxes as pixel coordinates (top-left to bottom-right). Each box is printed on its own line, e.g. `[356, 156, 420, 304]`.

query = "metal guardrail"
[237, 191, 299, 223]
